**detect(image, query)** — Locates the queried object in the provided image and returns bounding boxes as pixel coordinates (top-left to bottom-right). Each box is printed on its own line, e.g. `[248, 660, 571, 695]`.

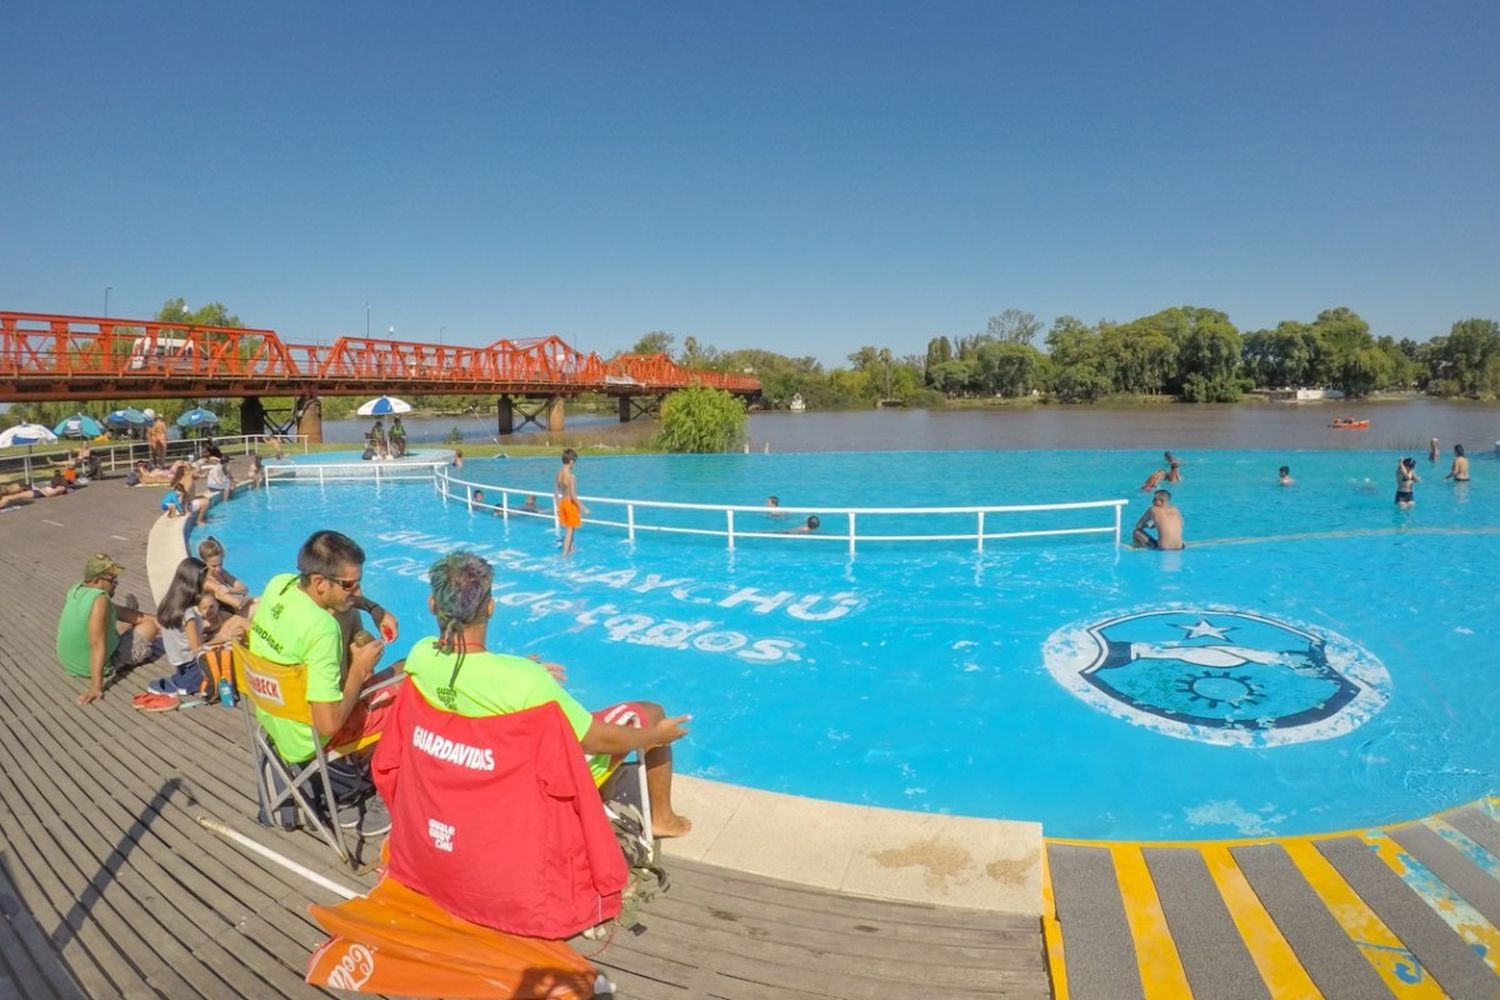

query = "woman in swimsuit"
[1395, 457, 1418, 508]
[1444, 444, 1470, 482]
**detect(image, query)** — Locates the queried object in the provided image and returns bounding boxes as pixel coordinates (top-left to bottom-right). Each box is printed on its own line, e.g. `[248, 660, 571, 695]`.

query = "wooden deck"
[0, 481, 1049, 998]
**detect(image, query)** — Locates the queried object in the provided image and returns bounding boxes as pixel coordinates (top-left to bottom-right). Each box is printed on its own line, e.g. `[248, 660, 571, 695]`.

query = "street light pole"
[104, 286, 113, 317]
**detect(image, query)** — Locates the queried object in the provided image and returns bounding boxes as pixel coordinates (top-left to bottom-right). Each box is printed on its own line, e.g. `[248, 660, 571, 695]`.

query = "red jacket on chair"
[371, 679, 627, 939]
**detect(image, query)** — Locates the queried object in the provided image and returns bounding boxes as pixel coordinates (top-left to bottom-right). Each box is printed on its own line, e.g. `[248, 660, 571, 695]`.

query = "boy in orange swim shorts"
[553, 448, 588, 557]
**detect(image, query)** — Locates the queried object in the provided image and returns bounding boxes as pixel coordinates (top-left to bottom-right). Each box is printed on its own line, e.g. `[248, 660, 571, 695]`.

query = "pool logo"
[1042, 609, 1391, 746]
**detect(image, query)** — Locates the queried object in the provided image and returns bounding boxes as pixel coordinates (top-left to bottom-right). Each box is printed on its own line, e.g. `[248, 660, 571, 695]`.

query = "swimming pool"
[200, 448, 1500, 840]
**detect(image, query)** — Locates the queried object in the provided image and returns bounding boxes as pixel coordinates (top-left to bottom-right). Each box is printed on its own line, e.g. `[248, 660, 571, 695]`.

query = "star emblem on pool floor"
[1176, 617, 1234, 640]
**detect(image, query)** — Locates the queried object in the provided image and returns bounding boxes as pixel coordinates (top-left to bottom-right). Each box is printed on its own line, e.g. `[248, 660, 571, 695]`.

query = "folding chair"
[232, 641, 380, 867]
[596, 751, 654, 864]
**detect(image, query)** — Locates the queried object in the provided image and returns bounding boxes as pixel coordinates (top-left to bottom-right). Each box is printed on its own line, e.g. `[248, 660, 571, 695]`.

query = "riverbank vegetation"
[670, 307, 1500, 409]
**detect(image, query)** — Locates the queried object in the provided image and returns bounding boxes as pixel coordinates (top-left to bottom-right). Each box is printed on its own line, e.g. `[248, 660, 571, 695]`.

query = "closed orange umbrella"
[305, 877, 599, 999]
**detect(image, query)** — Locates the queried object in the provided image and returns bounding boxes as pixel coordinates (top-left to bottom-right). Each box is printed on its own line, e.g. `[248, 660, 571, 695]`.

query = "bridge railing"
[432, 467, 1127, 552]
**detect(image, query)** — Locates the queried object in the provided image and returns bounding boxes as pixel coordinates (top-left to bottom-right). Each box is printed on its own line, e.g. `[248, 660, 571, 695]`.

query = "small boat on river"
[1329, 417, 1369, 430]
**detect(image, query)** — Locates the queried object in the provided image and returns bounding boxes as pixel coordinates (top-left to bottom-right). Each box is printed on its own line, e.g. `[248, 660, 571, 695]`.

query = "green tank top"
[57, 583, 117, 677]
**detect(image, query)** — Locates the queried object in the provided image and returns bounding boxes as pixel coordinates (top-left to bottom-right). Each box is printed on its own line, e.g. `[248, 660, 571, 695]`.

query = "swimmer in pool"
[1164, 452, 1181, 483]
[1132, 490, 1184, 550]
[1278, 465, 1294, 486]
[1140, 468, 1166, 491]
[765, 494, 786, 518]
[1395, 456, 1419, 508]
[1444, 444, 1470, 482]
[1428, 437, 1440, 463]
[780, 515, 820, 534]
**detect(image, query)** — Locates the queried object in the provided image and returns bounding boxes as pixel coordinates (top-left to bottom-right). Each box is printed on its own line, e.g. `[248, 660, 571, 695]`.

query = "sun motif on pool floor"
[1175, 670, 1264, 711]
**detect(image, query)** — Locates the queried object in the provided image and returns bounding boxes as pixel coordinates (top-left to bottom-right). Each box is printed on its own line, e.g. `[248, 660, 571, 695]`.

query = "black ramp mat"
[1047, 844, 1144, 1000]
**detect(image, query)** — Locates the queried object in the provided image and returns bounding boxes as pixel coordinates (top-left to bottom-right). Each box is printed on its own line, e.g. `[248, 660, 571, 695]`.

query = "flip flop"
[135, 693, 180, 712]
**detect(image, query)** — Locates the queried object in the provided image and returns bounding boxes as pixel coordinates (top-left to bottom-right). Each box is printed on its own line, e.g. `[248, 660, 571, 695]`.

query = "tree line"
[646, 306, 1500, 408]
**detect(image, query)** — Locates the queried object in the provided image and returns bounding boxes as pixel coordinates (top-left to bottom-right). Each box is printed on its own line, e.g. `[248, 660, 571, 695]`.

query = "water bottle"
[217, 676, 234, 708]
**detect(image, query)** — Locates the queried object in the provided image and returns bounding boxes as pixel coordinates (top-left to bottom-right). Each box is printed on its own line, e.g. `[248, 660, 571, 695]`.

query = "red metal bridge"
[0, 311, 759, 438]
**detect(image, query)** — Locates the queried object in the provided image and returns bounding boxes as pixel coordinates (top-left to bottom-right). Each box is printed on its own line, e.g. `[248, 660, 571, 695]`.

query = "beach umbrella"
[356, 395, 412, 416]
[176, 407, 220, 431]
[53, 413, 105, 439]
[0, 422, 59, 485]
[105, 407, 149, 428]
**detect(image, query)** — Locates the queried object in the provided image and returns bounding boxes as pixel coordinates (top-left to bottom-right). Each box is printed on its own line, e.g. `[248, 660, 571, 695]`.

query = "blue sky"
[2, 1, 1496, 364]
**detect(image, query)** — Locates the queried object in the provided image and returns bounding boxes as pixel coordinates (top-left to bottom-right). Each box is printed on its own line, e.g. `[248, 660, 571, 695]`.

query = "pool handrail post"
[318, 467, 324, 488]
[465, 485, 472, 512]
[501, 491, 509, 521]
[726, 509, 735, 550]
[976, 511, 985, 552]
[375, 463, 382, 488]
[847, 512, 856, 555]
[627, 503, 636, 542]
[1113, 503, 1122, 547]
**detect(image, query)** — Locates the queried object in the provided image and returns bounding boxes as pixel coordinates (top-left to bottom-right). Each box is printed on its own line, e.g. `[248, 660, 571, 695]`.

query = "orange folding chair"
[233, 641, 378, 866]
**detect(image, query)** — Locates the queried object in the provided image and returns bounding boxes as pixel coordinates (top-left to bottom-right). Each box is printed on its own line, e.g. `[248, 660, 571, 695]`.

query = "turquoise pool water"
[202, 449, 1500, 839]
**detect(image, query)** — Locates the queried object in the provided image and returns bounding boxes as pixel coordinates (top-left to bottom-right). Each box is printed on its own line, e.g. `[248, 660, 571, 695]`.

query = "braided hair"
[427, 552, 495, 704]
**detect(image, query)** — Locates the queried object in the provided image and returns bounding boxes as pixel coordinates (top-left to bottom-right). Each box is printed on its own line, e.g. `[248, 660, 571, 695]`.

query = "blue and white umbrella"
[356, 395, 412, 417]
[0, 422, 60, 485]
[105, 407, 149, 428]
[176, 407, 220, 430]
[53, 413, 105, 439]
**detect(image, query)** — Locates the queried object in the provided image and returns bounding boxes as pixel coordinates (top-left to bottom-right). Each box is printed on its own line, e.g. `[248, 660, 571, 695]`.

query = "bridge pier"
[495, 395, 562, 435]
[619, 394, 661, 423]
[496, 395, 514, 436]
[296, 397, 323, 444]
[240, 397, 266, 438]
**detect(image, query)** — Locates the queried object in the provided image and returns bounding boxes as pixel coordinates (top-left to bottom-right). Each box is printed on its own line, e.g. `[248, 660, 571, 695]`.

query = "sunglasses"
[324, 575, 362, 592]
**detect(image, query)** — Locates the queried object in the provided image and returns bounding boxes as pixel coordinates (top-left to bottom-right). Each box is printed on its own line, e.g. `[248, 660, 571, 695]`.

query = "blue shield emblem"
[1043, 608, 1390, 746]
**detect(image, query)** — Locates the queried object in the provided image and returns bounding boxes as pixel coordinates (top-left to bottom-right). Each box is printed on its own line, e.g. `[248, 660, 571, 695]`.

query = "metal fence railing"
[252, 461, 1129, 551]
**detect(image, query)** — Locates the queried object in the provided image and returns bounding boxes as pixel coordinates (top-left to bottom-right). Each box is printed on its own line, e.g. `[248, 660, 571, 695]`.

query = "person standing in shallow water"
[554, 448, 587, 557]
[1429, 438, 1440, 463]
[1444, 444, 1469, 483]
[1395, 457, 1419, 508]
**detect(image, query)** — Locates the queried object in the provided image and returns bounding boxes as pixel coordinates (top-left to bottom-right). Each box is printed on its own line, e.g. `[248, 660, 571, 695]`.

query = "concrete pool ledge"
[145, 493, 1045, 917]
[662, 775, 1043, 914]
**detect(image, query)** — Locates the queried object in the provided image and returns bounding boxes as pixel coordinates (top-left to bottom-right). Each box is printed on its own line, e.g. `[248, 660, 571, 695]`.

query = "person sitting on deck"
[246, 530, 393, 835]
[400, 550, 693, 838]
[199, 536, 252, 617]
[1132, 489, 1185, 550]
[56, 554, 163, 706]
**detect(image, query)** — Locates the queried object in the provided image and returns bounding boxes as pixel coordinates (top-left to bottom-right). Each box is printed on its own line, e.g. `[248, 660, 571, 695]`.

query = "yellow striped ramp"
[1043, 797, 1500, 998]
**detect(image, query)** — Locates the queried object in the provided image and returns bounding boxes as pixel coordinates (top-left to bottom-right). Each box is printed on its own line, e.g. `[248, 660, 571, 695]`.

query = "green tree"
[654, 387, 747, 452]
[1340, 346, 1394, 398]
[986, 309, 1043, 346]
[975, 342, 1044, 397]
[631, 331, 674, 355]
[927, 359, 975, 396]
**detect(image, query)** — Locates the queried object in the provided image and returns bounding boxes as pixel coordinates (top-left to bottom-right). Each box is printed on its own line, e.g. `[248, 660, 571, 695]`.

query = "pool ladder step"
[1044, 797, 1500, 999]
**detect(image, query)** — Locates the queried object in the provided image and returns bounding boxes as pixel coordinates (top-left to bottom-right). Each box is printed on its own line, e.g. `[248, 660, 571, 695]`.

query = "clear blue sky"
[2, 1, 1496, 364]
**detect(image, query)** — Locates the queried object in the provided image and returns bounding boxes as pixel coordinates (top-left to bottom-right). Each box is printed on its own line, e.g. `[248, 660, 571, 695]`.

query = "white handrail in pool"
[261, 461, 446, 507]
[434, 467, 1128, 552]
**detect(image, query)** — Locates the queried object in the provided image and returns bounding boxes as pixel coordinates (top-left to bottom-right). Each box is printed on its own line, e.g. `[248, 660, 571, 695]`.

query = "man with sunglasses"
[57, 554, 164, 707]
[247, 530, 392, 834]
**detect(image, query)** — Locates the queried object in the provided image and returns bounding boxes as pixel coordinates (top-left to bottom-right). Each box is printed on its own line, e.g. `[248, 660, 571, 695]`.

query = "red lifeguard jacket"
[371, 679, 626, 939]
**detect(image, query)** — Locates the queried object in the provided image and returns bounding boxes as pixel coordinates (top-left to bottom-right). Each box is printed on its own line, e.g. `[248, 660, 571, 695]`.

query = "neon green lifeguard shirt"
[402, 638, 609, 781]
[247, 573, 345, 763]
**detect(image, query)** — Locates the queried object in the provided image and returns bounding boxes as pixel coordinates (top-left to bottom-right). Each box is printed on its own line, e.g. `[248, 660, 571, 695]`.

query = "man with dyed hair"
[403, 550, 693, 837]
